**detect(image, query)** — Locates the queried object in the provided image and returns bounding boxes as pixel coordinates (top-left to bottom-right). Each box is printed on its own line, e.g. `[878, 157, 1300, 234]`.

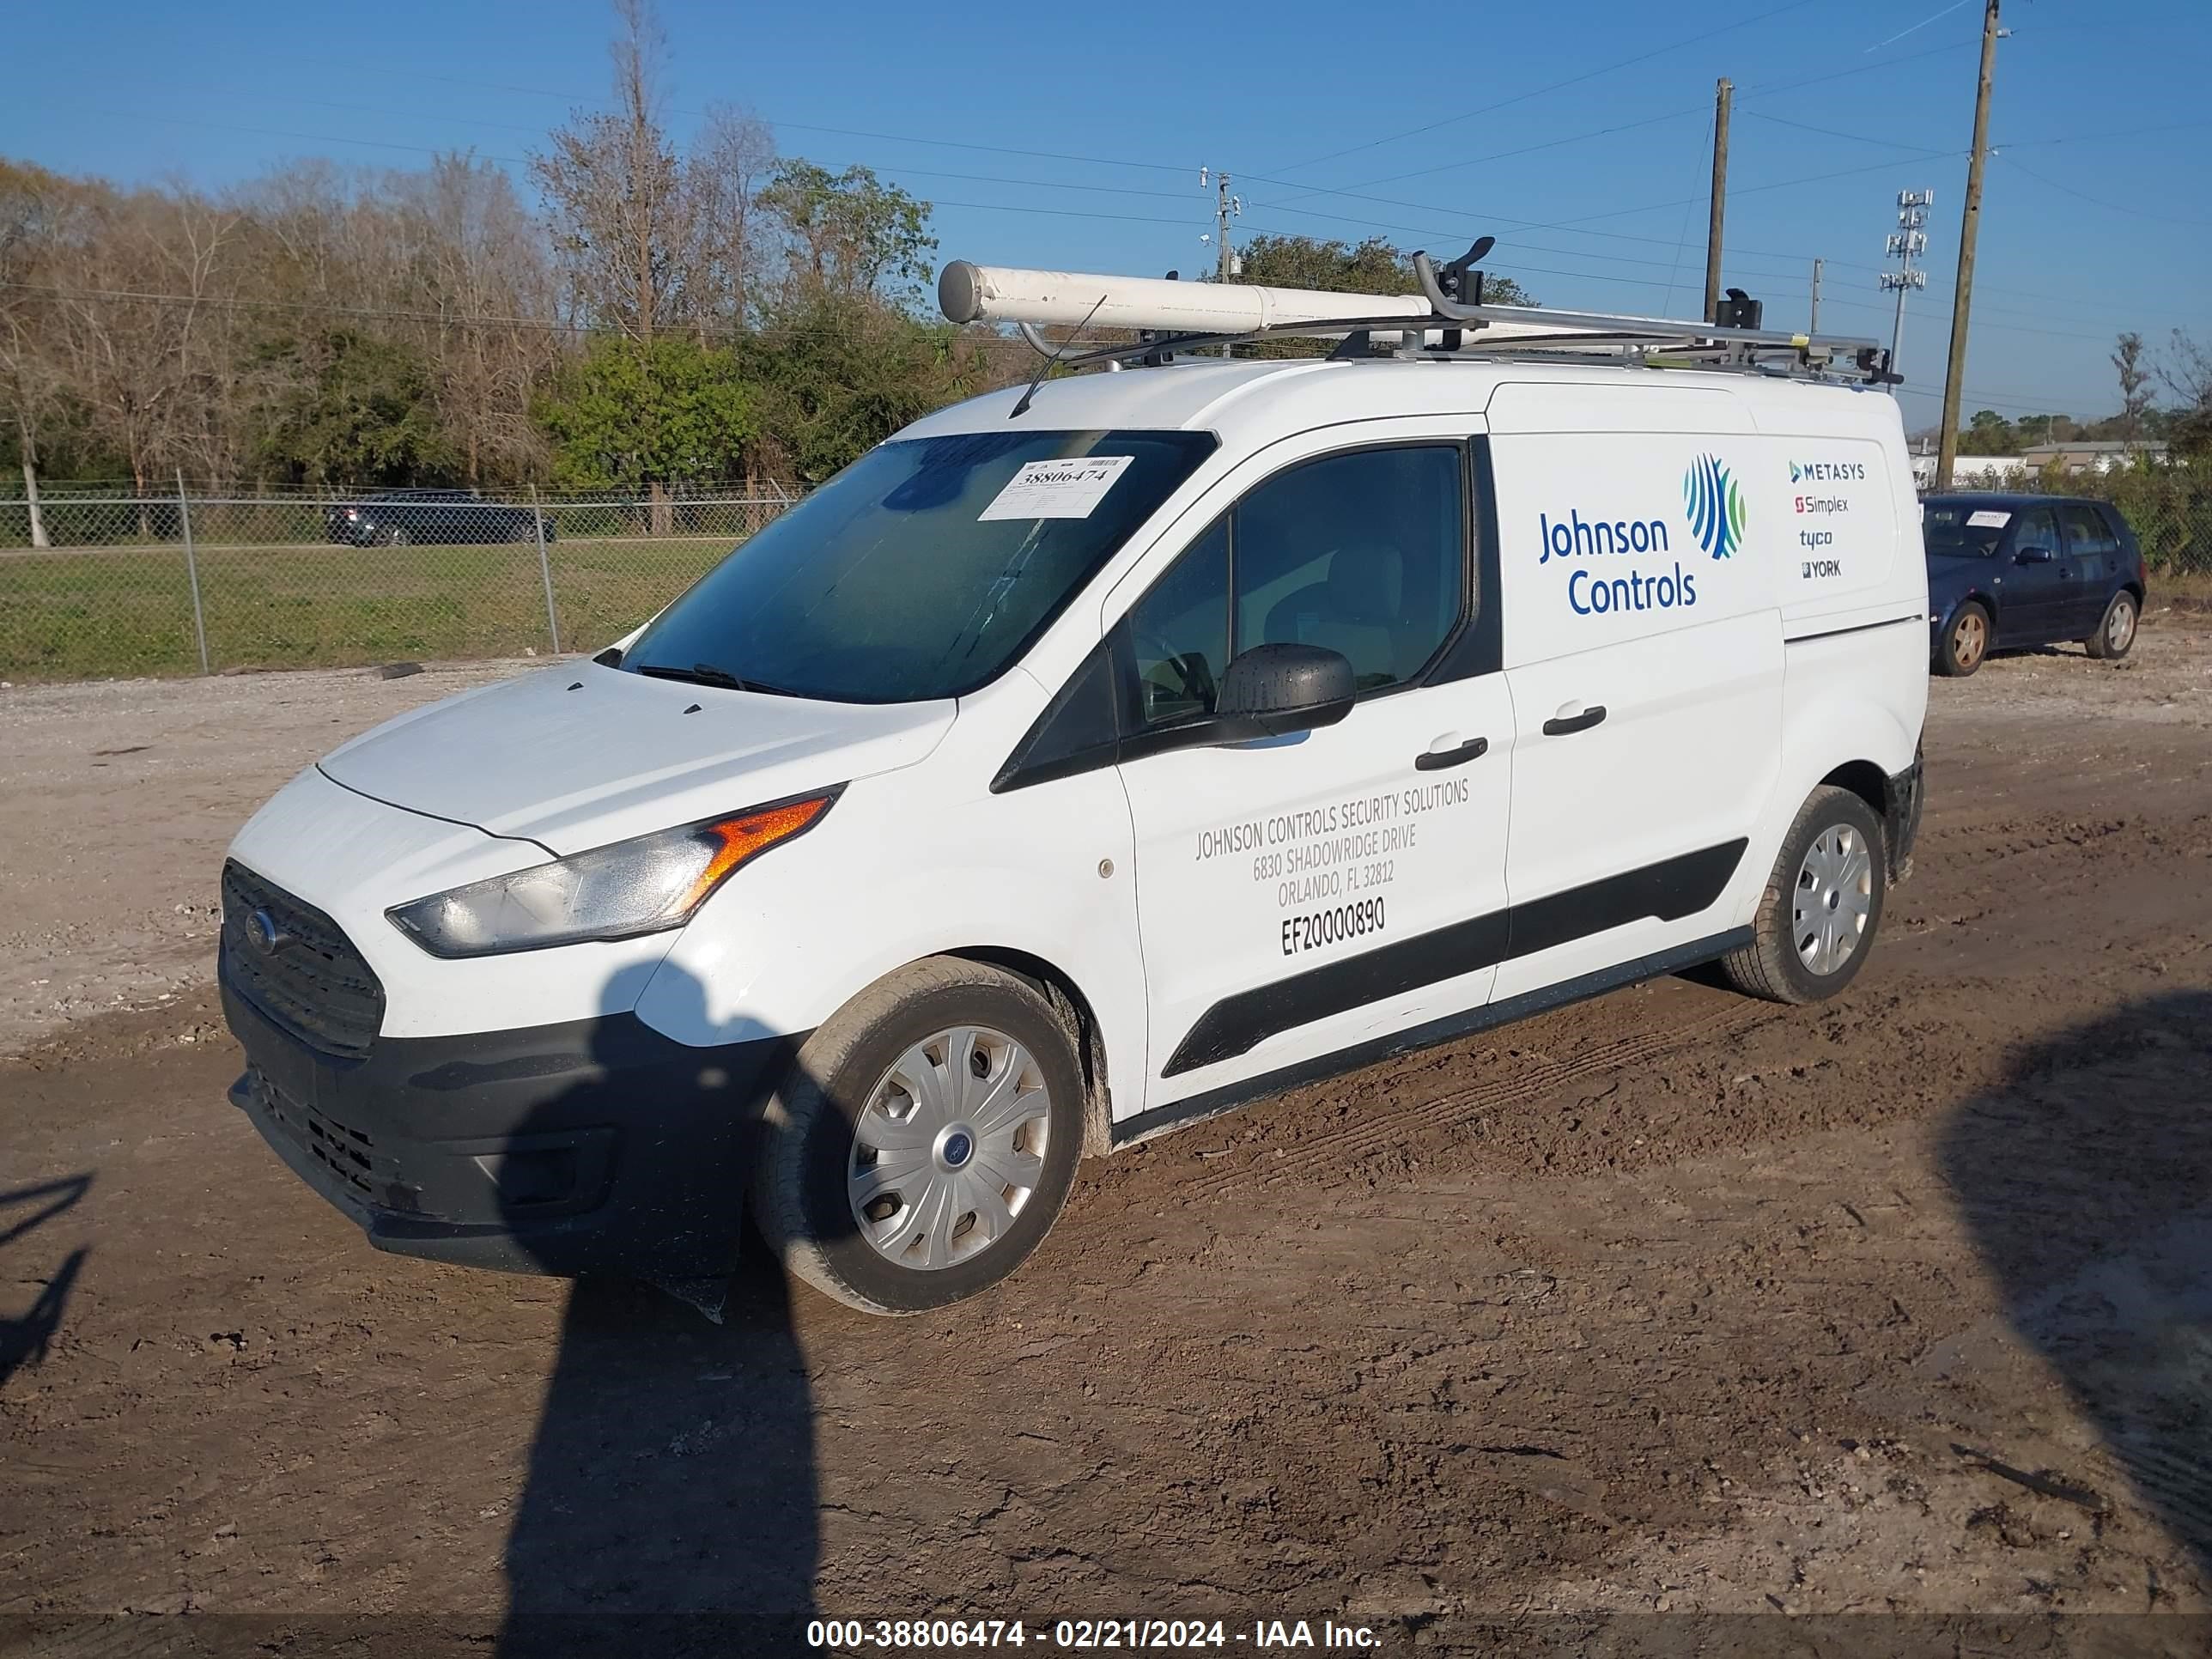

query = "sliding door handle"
[1415, 736, 1489, 771]
[1542, 703, 1607, 737]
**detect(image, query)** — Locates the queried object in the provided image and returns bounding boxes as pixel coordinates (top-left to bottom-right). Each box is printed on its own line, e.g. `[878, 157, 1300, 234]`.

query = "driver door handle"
[1415, 735, 1489, 771]
[1542, 702, 1607, 737]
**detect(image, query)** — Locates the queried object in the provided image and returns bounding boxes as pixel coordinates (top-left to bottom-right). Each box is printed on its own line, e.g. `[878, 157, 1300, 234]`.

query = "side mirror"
[2014, 543, 2056, 564]
[1212, 643, 1357, 741]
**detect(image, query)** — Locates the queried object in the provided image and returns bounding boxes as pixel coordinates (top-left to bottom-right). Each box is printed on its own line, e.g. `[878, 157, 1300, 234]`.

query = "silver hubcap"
[2108, 600, 2135, 651]
[1794, 823, 1874, 977]
[848, 1025, 1051, 1271]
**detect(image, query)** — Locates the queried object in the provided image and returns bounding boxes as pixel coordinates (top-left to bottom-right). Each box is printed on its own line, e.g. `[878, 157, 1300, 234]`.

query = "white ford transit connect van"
[219, 263, 1927, 1314]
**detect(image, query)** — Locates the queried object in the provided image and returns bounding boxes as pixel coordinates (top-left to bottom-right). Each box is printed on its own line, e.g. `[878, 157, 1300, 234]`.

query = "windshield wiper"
[635, 662, 801, 697]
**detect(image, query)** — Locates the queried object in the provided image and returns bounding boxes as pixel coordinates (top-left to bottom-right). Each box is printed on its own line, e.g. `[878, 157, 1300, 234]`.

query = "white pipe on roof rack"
[938, 260, 1583, 348]
[938, 260, 1432, 334]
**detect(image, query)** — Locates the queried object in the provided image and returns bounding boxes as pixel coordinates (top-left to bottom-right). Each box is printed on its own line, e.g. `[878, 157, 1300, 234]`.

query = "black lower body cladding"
[221, 951, 795, 1277]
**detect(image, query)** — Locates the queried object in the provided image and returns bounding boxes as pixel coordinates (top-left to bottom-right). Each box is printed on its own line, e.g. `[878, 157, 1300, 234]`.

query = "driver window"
[1127, 516, 1229, 727]
[1122, 445, 1467, 732]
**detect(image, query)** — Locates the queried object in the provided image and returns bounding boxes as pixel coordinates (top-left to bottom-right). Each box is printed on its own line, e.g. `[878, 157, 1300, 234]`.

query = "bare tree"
[532, 0, 690, 343]
[0, 161, 64, 543]
[41, 183, 240, 506]
[2160, 329, 2212, 457]
[683, 103, 775, 341]
[398, 155, 559, 483]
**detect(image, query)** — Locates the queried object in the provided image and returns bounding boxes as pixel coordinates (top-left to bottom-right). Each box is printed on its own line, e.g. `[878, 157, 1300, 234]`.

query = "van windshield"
[1922, 501, 2008, 558]
[623, 428, 1216, 704]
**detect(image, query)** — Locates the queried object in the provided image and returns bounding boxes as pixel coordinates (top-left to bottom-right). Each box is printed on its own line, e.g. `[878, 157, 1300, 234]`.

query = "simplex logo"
[1683, 453, 1747, 560]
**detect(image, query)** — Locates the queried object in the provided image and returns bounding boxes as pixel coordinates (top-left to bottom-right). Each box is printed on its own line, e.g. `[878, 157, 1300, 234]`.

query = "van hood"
[319, 664, 955, 855]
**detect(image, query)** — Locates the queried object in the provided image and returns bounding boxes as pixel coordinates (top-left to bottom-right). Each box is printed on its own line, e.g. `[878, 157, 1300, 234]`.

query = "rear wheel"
[1936, 601, 1990, 677]
[750, 958, 1085, 1315]
[1721, 786, 1887, 1006]
[2084, 590, 2138, 660]
[385, 526, 412, 547]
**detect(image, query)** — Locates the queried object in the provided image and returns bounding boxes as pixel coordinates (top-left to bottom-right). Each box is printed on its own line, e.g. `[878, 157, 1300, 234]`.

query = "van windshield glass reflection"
[625, 429, 1215, 704]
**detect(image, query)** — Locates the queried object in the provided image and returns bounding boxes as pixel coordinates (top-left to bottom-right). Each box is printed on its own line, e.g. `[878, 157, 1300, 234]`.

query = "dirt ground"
[3, 618, 2211, 1656]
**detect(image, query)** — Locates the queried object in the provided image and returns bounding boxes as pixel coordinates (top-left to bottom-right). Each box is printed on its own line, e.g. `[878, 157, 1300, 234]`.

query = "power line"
[1736, 109, 1955, 156]
[48, 92, 2199, 331]
[1267, 0, 1822, 177]
[1268, 32, 1982, 208]
[1998, 155, 2212, 230]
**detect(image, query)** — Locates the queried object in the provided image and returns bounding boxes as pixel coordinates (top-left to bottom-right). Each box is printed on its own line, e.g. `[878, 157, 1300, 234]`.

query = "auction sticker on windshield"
[1967, 509, 2011, 528]
[980, 455, 1135, 520]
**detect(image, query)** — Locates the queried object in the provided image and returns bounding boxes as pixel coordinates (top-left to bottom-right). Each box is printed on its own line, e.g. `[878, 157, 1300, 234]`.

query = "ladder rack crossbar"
[1019, 315, 1893, 384]
[958, 258, 1896, 388]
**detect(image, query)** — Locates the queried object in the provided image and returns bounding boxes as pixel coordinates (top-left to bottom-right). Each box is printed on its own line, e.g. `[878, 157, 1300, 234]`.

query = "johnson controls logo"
[1682, 453, 1747, 561]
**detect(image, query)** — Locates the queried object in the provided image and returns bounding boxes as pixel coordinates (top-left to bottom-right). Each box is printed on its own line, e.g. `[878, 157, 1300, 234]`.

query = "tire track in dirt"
[1188, 1002, 1771, 1200]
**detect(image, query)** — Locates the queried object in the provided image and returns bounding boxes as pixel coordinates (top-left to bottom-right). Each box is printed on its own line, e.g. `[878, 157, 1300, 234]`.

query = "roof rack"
[939, 244, 1899, 387]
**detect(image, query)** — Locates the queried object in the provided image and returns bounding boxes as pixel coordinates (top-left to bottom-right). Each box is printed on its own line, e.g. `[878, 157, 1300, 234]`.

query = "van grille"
[221, 862, 386, 1059]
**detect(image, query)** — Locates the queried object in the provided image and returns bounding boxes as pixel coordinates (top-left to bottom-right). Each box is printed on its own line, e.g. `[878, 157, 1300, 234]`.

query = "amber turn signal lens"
[682, 794, 836, 911]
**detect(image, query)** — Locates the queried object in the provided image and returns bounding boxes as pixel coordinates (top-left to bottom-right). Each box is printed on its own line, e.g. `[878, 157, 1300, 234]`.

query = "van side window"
[1239, 446, 1462, 691]
[1123, 445, 1466, 732]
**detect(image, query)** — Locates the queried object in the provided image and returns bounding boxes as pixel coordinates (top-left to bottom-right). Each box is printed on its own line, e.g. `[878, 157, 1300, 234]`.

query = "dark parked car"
[1923, 493, 2144, 677]
[324, 489, 549, 549]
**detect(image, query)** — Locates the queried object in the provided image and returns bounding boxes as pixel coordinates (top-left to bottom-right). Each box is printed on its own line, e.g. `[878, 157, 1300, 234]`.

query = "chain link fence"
[0, 485, 799, 681]
[8, 465, 2205, 684]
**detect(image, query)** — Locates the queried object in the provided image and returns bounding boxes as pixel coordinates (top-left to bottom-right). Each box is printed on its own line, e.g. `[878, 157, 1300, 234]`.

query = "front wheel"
[2084, 590, 2138, 660]
[1720, 786, 1887, 1006]
[750, 958, 1085, 1315]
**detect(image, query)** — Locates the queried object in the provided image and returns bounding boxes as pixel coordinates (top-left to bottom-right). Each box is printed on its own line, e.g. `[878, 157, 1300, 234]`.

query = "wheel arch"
[943, 946, 1115, 1158]
[1942, 586, 1998, 629]
[1819, 758, 1885, 823]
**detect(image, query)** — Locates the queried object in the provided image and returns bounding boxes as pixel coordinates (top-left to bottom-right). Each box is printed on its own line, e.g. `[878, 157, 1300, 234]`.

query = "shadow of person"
[495, 961, 819, 1656]
[1938, 989, 2212, 1584]
[0, 1176, 93, 1389]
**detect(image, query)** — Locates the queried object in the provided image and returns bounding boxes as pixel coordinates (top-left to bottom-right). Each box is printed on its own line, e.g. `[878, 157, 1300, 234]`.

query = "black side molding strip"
[1162, 838, 1747, 1077]
[1115, 927, 1754, 1148]
[1784, 613, 1923, 646]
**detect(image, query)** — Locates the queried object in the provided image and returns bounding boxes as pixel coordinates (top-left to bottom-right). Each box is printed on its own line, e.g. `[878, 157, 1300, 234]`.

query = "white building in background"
[1911, 453, 2018, 489]
[1909, 441, 2172, 491]
[2017, 440, 2169, 475]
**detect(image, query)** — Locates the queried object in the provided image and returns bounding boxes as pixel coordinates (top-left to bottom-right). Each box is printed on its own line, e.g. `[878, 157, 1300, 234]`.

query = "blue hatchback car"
[1923, 493, 2147, 677]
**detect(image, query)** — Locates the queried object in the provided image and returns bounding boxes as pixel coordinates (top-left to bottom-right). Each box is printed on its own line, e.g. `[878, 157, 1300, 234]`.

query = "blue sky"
[7, 0, 2209, 430]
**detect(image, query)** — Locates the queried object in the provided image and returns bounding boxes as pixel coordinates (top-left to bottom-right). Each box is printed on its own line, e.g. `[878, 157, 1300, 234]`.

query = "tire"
[2083, 590, 2138, 660]
[1936, 601, 1990, 677]
[750, 957, 1085, 1315]
[1720, 786, 1887, 1006]
[386, 526, 412, 547]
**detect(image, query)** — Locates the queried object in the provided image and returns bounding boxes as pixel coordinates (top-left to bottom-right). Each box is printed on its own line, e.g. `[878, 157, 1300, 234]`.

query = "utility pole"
[1201, 167, 1243, 354]
[1201, 167, 1241, 282]
[1936, 0, 2003, 492]
[1809, 258, 1823, 333]
[1881, 191, 1933, 387]
[1704, 77, 1732, 324]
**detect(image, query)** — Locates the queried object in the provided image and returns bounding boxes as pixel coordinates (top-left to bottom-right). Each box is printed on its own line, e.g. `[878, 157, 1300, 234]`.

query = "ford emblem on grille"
[247, 907, 292, 954]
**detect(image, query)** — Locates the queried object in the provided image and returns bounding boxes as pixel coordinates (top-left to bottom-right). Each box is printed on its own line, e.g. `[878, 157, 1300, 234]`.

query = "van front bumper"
[222, 954, 794, 1277]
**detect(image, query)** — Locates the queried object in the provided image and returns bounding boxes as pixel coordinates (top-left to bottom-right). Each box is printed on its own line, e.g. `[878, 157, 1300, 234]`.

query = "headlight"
[386, 790, 839, 958]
